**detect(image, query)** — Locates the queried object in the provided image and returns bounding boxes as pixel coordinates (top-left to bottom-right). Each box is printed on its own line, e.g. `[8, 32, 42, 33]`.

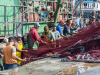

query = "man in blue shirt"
[63, 19, 76, 36]
[56, 20, 65, 37]
[97, 11, 100, 23]
[89, 11, 97, 22]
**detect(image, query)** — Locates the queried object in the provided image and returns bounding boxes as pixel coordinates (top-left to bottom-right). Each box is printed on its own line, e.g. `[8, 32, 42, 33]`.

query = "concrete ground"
[80, 66, 100, 75]
[0, 58, 100, 75]
[0, 58, 81, 75]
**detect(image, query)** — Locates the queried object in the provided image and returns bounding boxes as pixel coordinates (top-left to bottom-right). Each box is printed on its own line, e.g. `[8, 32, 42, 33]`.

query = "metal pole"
[4, 6, 6, 37]
[13, 7, 15, 36]
[27, 0, 28, 6]
[71, 0, 73, 20]
[22, 7, 24, 36]
[25, 0, 28, 33]
[25, 8, 28, 33]
[54, 0, 61, 23]
[80, 0, 82, 21]
[46, 1, 48, 21]
[67, 2, 68, 19]
[33, 1, 36, 22]
[0, 5, 28, 7]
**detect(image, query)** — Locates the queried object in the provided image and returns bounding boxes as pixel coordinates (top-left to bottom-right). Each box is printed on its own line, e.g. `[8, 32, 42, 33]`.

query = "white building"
[77, 0, 100, 12]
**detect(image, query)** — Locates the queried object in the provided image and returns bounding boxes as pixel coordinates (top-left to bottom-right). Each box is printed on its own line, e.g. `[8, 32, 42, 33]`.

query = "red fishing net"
[23, 23, 100, 63]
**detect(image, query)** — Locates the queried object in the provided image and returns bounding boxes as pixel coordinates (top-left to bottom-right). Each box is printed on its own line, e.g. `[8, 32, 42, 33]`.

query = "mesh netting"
[23, 23, 100, 63]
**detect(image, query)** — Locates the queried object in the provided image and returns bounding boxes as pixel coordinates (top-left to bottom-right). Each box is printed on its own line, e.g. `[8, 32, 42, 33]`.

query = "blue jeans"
[5, 63, 18, 70]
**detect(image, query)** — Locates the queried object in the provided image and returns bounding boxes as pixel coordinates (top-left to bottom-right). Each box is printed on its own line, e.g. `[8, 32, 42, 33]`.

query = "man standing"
[52, 25, 60, 40]
[0, 38, 8, 71]
[80, 19, 87, 28]
[89, 11, 97, 21]
[97, 11, 100, 23]
[27, 22, 46, 49]
[82, 19, 87, 28]
[90, 16, 96, 25]
[56, 20, 65, 37]
[2, 37, 26, 70]
[42, 26, 55, 41]
[63, 19, 77, 36]
[14, 34, 27, 65]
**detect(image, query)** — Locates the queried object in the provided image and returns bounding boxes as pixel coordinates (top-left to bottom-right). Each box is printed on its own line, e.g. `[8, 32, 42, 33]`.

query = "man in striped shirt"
[2, 37, 26, 70]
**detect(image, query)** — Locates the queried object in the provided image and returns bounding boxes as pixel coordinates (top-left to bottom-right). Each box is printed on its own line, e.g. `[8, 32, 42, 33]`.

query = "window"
[84, 3, 87, 6]
[92, 3, 95, 7]
[84, 3, 87, 8]
[93, 0, 97, 1]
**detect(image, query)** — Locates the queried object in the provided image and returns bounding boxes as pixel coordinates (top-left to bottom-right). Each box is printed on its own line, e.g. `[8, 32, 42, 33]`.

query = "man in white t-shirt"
[52, 25, 60, 40]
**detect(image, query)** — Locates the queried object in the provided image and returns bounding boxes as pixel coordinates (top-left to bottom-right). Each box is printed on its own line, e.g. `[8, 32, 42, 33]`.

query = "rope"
[25, 56, 46, 63]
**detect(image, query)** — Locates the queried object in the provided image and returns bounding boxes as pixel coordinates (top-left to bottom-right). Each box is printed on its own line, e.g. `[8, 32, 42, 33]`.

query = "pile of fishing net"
[23, 23, 100, 63]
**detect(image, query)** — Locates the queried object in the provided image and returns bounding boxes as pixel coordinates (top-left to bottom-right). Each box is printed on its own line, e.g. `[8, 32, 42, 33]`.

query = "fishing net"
[23, 23, 100, 63]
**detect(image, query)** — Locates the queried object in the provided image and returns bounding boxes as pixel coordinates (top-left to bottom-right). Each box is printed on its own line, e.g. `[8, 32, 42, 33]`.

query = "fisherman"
[14, 34, 28, 66]
[56, 20, 65, 37]
[90, 16, 96, 25]
[2, 37, 26, 70]
[89, 11, 97, 21]
[71, 23, 79, 33]
[80, 19, 87, 28]
[97, 11, 100, 23]
[96, 19, 99, 23]
[52, 25, 61, 47]
[52, 25, 60, 40]
[0, 38, 8, 71]
[42, 26, 55, 41]
[63, 19, 77, 36]
[27, 22, 46, 49]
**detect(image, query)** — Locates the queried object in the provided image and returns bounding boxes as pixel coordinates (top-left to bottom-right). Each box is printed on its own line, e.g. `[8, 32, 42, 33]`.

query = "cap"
[34, 22, 40, 26]
[17, 34, 22, 38]
[3, 38, 8, 43]
[60, 20, 64, 24]
[8, 37, 15, 42]
[66, 19, 71, 23]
